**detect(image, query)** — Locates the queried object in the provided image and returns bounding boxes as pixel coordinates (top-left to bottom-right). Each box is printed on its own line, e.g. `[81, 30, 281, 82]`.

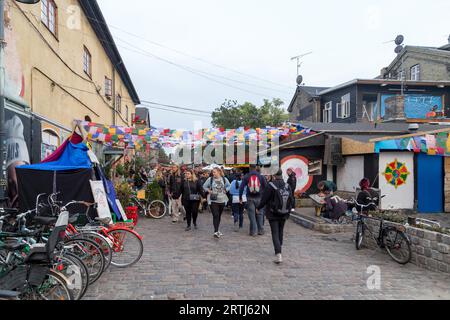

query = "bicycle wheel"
[61, 252, 90, 300]
[355, 220, 364, 250]
[63, 238, 105, 285]
[53, 254, 86, 301]
[383, 227, 411, 265]
[147, 200, 167, 219]
[77, 231, 113, 271]
[107, 228, 143, 268]
[27, 270, 73, 301]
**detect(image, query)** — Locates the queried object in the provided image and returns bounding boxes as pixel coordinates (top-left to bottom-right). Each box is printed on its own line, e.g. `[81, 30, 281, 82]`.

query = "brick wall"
[361, 218, 450, 274]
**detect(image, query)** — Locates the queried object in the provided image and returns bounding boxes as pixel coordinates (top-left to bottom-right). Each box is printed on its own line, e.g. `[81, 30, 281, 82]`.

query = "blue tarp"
[18, 142, 92, 171]
[374, 140, 401, 153]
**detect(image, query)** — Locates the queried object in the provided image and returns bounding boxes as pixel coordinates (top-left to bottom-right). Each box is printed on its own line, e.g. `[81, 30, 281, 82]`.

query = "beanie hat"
[5, 115, 30, 168]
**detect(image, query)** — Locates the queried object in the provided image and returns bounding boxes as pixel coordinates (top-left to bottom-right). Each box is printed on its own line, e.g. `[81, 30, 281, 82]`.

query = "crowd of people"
[133, 163, 297, 264]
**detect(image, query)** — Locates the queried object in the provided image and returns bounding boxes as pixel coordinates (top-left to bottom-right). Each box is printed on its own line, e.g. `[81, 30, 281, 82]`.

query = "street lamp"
[0, 0, 41, 200]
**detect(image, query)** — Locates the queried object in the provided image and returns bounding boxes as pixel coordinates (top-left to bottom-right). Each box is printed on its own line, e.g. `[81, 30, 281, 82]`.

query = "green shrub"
[115, 181, 134, 207]
[146, 181, 163, 202]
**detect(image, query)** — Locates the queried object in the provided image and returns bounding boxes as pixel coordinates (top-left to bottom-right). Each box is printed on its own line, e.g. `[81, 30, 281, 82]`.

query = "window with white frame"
[337, 94, 350, 119]
[323, 102, 332, 123]
[410, 64, 420, 81]
[397, 70, 405, 81]
[105, 77, 112, 97]
[41, 0, 57, 36]
[116, 94, 122, 113]
[83, 46, 92, 78]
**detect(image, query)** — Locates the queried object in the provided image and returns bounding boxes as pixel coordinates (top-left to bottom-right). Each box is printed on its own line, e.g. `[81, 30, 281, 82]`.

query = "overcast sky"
[97, 0, 450, 130]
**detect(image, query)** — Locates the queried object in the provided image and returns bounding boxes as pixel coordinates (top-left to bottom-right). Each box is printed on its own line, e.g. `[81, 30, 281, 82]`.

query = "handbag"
[188, 181, 201, 201]
[209, 177, 224, 201]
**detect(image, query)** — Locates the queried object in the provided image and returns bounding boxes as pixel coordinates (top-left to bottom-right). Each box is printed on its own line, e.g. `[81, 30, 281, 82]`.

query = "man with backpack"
[257, 169, 295, 264]
[239, 165, 267, 236]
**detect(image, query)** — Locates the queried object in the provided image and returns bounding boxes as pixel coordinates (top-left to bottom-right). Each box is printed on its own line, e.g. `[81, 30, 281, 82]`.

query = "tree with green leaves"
[211, 98, 288, 129]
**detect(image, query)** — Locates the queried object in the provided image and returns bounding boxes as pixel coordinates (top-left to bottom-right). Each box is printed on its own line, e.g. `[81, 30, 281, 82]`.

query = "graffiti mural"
[280, 155, 313, 195]
[380, 94, 444, 120]
[4, 4, 26, 101]
[382, 159, 411, 189]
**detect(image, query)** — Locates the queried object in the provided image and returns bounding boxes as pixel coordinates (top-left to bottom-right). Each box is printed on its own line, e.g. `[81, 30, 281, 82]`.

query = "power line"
[140, 100, 211, 115]
[84, 15, 294, 90]
[17, 6, 291, 99]
[142, 105, 211, 118]
[113, 37, 281, 99]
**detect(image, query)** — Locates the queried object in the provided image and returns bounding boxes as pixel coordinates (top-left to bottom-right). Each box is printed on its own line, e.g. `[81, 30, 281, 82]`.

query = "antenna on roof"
[291, 51, 313, 80]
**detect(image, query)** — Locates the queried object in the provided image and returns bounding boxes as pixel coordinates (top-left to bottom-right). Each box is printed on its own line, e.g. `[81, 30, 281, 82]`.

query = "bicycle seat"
[0, 241, 28, 252]
[32, 216, 58, 226]
[69, 214, 79, 224]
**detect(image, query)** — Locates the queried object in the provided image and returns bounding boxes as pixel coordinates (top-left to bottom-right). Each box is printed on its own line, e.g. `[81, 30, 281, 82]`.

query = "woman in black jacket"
[257, 169, 295, 265]
[179, 170, 203, 231]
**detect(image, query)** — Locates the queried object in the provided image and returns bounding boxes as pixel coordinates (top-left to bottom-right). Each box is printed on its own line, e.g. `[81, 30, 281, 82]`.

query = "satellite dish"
[395, 35, 404, 46]
[394, 45, 404, 54]
[296, 75, 303, 86]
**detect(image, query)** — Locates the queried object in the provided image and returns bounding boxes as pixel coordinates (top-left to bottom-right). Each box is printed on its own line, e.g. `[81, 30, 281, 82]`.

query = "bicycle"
[0, 208, 73, 300]
[353, 195, 412, 265]
[130, 191, 167, 219]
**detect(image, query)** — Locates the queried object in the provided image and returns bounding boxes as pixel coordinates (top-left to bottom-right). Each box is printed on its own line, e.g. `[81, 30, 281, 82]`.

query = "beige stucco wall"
[5, 0, 136, 136]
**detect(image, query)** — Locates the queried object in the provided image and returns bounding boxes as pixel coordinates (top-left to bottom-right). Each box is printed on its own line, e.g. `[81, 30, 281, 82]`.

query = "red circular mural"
[281, 155, 313, 195]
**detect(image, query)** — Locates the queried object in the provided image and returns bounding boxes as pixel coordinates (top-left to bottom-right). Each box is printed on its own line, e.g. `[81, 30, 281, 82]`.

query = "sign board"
[115, 199, 128, 221]
[308, 160, 322, 176]
[87, 149, 100, 164]
[89, 180, 112, 224]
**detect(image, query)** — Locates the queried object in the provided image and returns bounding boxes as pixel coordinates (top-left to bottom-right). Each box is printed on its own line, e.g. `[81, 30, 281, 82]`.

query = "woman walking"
[203, 168, 231, 238]
[230, 173, 247, 232]
[169, 165, 184, 223]
[257, 169, 295, 264]
[179, 170, 203, 231]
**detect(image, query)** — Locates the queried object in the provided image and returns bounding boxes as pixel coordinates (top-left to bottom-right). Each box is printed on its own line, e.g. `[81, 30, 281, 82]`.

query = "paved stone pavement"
[85, 210, 450, 300]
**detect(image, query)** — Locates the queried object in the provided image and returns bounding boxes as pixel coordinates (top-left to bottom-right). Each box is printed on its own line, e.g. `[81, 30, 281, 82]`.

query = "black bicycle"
[353, 196, 412, 265]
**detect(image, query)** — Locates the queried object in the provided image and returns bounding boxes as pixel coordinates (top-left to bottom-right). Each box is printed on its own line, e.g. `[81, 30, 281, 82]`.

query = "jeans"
[231, 202, 244, 228]
[184, 200, 199, 227]
[246, 196, 264, 235]
[210, 202, 225, 233]
[170, 196, 184, 222]
[269, 219, 286, 254]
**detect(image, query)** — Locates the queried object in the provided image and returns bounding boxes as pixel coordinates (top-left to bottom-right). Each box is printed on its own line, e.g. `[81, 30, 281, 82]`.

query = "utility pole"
[0, 0, 41, 200]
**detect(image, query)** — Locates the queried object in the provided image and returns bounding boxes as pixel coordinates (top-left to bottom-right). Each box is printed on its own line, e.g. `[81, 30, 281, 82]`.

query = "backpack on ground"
[248, 175, 261, 195]
[269, 182, 293, 216]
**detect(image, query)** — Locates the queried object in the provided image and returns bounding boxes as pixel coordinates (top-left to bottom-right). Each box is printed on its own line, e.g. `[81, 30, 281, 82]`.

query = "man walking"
[239, 164, 267, 236]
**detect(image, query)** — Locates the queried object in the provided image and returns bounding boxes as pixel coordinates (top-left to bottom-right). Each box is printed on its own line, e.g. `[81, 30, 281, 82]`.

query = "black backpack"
[269, 182, 293, 216]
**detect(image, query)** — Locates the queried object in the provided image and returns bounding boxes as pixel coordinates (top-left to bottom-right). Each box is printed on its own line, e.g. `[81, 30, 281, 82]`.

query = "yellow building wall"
[5, 0, 136, 136]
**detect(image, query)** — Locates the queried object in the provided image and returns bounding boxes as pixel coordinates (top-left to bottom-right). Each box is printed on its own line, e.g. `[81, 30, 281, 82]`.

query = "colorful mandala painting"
[382, 159, 411, 189]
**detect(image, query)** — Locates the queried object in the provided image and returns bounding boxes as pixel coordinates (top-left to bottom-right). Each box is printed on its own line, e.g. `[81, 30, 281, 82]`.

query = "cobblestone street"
[85, 210, 450, 300]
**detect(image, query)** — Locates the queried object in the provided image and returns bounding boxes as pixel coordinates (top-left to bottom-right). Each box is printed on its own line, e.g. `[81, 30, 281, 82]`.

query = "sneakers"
[194, 224, 198, 230]
[185, 226, 191, 231]
[258, 231, 265, 236]
[213, 232, 220, 238]
[218, 231, 223, 236]
[274, 254, 283, 264]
